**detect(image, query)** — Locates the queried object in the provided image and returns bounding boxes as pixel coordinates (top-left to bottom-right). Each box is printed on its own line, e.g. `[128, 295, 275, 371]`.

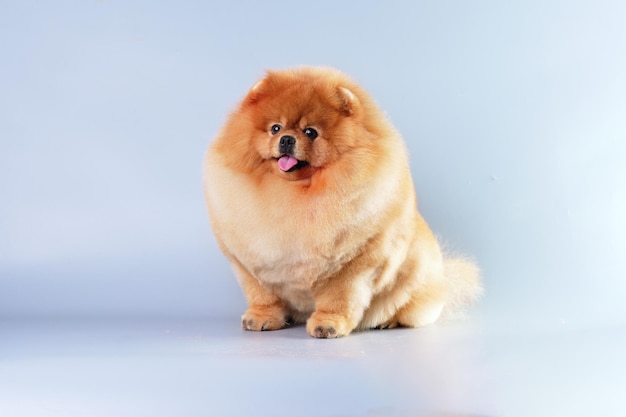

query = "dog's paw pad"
[313, 324, 337, 338]
[306, 313, 351, 338]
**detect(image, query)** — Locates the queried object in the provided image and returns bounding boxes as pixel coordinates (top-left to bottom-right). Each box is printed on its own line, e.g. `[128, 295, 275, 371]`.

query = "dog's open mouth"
[277, 155, 309, 173]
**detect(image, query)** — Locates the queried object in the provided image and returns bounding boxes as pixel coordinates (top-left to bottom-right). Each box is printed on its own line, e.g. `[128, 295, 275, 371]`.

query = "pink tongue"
[278, 155, 299, 172]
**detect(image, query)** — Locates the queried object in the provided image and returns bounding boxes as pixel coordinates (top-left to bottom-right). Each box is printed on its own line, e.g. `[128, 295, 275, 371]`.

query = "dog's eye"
[303, 127, 318, 140]
[270, 124, 281, 135]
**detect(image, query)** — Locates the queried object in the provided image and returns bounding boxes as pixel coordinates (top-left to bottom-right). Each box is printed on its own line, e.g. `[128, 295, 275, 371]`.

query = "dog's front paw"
[241, 305, 287, 331]
[306, 312, 352, 338]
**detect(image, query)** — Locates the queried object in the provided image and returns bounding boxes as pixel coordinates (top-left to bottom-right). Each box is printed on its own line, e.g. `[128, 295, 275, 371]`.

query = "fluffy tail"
[440, 256, 483, 320]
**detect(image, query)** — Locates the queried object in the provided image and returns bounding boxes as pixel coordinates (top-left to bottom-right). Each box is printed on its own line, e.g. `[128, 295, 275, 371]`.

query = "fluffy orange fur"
[203, 67, 482, 338]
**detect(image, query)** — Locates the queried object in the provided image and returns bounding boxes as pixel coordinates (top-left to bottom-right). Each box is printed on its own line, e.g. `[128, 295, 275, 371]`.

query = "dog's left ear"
[336, 87, 359, 116]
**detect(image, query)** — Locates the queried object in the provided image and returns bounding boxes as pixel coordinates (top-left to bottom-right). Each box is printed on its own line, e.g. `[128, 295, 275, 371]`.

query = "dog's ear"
[245, 69, 282, 105]
[245, 78, 267, 105]
[336, 86, 359, 116]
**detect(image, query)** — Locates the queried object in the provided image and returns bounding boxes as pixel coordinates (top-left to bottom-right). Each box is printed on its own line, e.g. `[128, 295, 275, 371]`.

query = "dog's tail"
[441, 255, 483, 320]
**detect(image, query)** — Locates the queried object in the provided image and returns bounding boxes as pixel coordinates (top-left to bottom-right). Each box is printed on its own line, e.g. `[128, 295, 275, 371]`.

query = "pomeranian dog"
[203, 66, 481, 338]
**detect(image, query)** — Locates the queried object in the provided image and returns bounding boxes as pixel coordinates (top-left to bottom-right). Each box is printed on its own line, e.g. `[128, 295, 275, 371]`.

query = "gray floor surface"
[1, 316, 624, 417]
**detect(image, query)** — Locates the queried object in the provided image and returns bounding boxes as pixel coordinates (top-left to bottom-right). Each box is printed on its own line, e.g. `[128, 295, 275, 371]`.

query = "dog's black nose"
[279, 135, 296, 155]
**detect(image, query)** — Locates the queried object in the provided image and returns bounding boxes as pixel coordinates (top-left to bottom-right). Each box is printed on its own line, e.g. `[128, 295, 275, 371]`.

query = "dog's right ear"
[244, 79, 266, 105]
[251, 80, 264, 93]
[245, 70, 278, 105]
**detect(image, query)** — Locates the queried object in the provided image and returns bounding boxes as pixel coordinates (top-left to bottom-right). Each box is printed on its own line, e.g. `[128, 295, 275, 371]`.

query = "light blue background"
[2, 1, 625, 328]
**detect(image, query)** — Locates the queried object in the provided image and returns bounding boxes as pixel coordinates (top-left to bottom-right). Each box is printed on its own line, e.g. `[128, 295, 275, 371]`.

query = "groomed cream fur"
[203, 66, 482, 338]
